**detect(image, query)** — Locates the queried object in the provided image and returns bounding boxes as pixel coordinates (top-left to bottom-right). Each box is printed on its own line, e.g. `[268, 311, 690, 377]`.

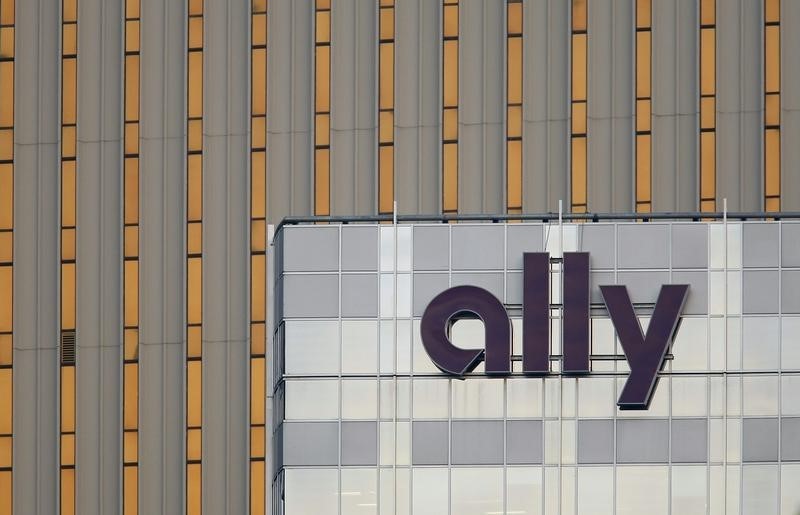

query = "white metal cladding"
[274, 221, 800, 514]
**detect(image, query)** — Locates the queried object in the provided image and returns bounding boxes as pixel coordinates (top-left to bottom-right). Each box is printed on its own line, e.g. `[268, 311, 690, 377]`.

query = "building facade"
[2, 0, 800, 514]
[274, 221, 800, 514]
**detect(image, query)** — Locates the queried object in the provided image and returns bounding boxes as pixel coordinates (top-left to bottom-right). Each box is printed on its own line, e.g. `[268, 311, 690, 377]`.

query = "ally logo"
[420, 252, 689, 410]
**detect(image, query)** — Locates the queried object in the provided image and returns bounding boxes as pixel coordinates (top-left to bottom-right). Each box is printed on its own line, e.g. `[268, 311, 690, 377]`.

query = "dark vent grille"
[61, 331, 76, 365]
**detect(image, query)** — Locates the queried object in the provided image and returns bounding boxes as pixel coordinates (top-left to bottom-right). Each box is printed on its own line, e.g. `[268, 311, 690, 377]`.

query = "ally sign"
[420, 252, 689, 410]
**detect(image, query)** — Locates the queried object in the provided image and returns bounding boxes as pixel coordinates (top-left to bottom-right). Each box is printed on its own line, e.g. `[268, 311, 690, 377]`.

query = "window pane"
[742, 376, 779, 416]
[411, 379, 449, 419]
[616, 466, 668, 515]
[507, 467, 542, 515]
[671, 465, 706, 514]
[636, 31, 651, 98]
[452, 378, 503, 418]
[577, 467, 613, 514]
[507, 378, 543, 418]
[451, 468, 503, 515]
[341, 469, 377, 515]
[412, 468, 448, 515]
[342, 379, 377, 419]
[285, 468, 338, 515]
[342, 320, 377, 374]
[284, 320, 339, 375]
[284, 380, 339, 420]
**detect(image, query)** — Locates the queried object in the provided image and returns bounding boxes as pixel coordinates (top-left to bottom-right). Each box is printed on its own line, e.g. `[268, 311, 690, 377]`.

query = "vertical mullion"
[186, 0, 204, 513]
[506, 0, 522, 214]
[378, 0, 395, 215]
[635, 0, 652, 213]
[699, 0, 716, 212]
[442, 0, 459, 215]
[123, 0, 140, 513]
[60, 0, 78, 513]
[764, 0, 780, 211]
[570, 0, 587, 213]
[314, 0, 331, 216]
[0, 0, 13, 512]
[250, 1, 267, 514]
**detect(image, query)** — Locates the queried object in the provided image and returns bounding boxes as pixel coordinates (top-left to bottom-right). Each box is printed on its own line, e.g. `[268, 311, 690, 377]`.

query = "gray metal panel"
[75, 0, 124, 511]
[781, 418, 800, 461]
[13, 0, 63, 511]
[651, 0, 697, 212]
[413, 226, 450, 271]
[591, 271, 616, 304]
[451, 420, 504, 465]
[587, 0, 633, 212]
[138, 0, 189, 511]
[412, 273, 449, 317]
[671, 224, 708, 269]
[330, 0, 376, 216]
[784, 3, 800, 209]
[506, 225, 544, 270]
[268, 0, 314, 222]
[506, 272, 523, 305]
[617, 224, 669, 269]
[742, 270, 780, 314]
[782, 223, 800, 267]
[742, 418, 779, 462]
[394, 0, 440, 215]
[451, 273, 504, 302]
[506, 420, 543, 464]
[282, 422, 339, 466]
[524, 0, 569, 212]
[616, 419, 669, 463]
[671, 271, 708, 315]
[717, 0, 762, 211]
[579, 224, 615, 269]
[451, 225, 505, 270]
[283, 274, 340, 318]
[341, 421, 378, 466]
[459, 0, 503, 214]
[282, 226, 340, 272]
[743, 224, 780, 268]
[341, 226, 378, 271]
[202, 0, 251, 511]
[341, 274, 379, 317]
[412, 421, 448, 465]
[577, 419, 614, 464]
[615, 271, 671, 304]
[782, 271, 800, 314]
[671, 419, 708, 463]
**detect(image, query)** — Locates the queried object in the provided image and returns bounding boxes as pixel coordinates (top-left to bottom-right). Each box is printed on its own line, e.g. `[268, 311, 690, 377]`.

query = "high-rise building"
[2, 0, 799, 514]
